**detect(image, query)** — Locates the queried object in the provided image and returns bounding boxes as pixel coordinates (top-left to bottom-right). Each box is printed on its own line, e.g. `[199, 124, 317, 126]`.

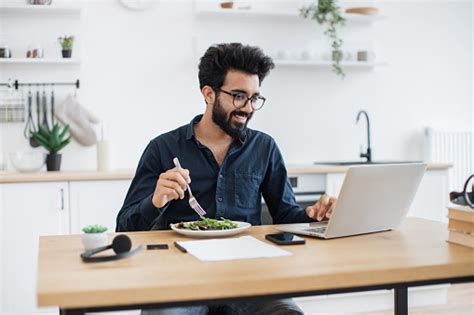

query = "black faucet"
[356, 110, 372, 163]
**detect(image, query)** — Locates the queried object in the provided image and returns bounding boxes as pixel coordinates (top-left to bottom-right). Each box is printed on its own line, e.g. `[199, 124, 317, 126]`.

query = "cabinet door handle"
[60, 188, 65, 210]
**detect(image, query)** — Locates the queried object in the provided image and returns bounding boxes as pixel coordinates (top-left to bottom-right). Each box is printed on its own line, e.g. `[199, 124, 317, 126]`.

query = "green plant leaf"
[30, 122, 71, 153]
[52, 132, 60, 148]
[38, 123, 50, 137]
[58, 35, 74, 49]
[82, 224, 108, 234]
[59, 125, 70, 140]
[56, 138, 71, 152]
[34, 137, 49, 149]
[300, 0, 346, 78]
[32, 134, 48, 146]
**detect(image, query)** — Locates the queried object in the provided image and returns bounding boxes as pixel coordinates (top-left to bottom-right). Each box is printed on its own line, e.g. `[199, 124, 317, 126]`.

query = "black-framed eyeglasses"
[217, 88, 266, 111]
[450, 174, 474, 209]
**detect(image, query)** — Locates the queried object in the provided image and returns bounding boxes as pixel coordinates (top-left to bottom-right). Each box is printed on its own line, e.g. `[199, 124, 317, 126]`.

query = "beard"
[212, 98, 253, 139]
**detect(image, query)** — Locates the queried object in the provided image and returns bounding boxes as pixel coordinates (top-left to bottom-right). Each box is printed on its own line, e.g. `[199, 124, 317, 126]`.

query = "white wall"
[0, 0, 472, 171]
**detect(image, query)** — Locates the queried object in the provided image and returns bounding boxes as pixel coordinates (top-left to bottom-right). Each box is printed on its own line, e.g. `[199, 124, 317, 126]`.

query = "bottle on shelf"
[96, 122, 110, 172]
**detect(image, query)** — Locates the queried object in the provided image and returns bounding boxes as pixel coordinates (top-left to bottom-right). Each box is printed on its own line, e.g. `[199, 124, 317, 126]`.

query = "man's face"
[212, 70, 260, 139]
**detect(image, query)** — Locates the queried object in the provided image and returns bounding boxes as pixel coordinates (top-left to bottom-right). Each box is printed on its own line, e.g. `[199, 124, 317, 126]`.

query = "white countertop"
[0, 163, 451, 184]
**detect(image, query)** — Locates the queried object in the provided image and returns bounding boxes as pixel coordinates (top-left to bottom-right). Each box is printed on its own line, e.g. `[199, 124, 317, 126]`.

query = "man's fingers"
[162, 186, 180, 201]
[153, 168, 192, 208]
[172, 167, 191, 184]
[306, 194, 337, 221]
[306, 206, 317, 218]
[316, 194, 330, 221]
[152, 186, 180, 208]
[326, 203, 336, 218]
[325, 198, 337, 218]
[327, 197, 337, 208]
[320, 194, 329, 207]
[159, 178, 185, 199]
[163, 170, 189, 190]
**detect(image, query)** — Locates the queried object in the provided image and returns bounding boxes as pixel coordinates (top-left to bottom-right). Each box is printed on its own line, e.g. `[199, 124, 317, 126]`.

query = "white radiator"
[424, 127, 474, 192]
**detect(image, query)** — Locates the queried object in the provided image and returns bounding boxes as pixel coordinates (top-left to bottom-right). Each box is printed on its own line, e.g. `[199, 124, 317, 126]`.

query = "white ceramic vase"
[81, 232, 108, 251]
[96, 140, 110, 171]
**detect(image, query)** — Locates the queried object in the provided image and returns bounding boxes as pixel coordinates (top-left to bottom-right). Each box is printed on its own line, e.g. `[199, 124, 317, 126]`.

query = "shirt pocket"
[234, 172, 262, 208]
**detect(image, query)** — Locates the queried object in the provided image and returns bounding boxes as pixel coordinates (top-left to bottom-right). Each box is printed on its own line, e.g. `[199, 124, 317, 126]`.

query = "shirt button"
[219, 174, 224, 178]
[218, 197, 223, 202]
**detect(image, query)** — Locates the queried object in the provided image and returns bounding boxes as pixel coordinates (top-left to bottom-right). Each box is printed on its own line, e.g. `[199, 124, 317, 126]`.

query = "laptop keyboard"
[304, 226, 327, 234]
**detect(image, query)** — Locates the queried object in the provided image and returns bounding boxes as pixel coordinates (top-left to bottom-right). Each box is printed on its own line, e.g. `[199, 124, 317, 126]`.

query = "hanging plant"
[300, 0, 346, 78]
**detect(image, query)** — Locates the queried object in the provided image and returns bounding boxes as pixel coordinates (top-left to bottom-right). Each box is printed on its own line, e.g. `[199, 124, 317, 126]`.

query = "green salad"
[175, 217, 238, 231]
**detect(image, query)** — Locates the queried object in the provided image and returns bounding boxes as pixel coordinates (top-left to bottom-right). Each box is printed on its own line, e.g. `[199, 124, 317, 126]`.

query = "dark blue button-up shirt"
[116, 115, 312, 232]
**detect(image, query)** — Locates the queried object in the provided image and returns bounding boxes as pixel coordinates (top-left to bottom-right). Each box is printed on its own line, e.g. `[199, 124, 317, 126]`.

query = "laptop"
[276, 163, 427, 239]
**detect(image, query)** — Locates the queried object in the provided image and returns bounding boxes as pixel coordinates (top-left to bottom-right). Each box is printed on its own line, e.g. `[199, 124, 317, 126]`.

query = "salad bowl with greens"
[170, 217, 251, 238]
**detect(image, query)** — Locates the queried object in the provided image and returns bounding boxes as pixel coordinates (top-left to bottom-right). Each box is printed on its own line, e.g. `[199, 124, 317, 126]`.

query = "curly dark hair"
[198, 43, 275, 90]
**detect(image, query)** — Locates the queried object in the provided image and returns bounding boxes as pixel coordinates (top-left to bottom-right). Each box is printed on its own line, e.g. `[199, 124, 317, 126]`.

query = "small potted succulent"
[31, 122, 71, 171]
[82, 224, 108, 251]
[58, 35, 74, 58]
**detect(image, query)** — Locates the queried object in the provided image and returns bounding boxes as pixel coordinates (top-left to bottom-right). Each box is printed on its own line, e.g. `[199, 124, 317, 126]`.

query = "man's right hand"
[152, 167, 191, 208]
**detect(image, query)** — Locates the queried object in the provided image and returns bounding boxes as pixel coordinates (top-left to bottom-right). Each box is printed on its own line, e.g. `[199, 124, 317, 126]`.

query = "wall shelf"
[0, 58, 81, 65]
[194, 1, 387, 71]
[0, 4, 82, 16]
[195, 7, 385, 24]
[274, 60, 387, 67]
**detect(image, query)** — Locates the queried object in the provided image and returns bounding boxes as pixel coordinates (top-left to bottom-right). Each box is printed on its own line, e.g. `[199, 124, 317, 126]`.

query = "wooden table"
[37, 218, 474, 315]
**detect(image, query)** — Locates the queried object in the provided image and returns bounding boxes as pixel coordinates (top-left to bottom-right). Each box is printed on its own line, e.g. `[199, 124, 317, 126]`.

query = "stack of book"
[447, 205, 474, 248]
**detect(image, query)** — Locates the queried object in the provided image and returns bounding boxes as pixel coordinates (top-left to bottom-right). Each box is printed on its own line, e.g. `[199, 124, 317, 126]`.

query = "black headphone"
[80, 234, 143, 263]
[450, 174, 474, 209]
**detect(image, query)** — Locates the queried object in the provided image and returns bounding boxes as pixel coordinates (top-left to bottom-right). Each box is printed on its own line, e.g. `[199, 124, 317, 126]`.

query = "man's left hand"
[305, 193, 337, 221]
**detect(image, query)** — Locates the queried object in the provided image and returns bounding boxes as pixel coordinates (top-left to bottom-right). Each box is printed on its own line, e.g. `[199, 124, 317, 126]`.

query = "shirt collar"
[185, 115, 202, 141]
[185, 114, 248, 144]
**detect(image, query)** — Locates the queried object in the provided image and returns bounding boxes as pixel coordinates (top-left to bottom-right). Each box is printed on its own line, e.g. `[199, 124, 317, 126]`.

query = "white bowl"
[10, 151, 46, 173]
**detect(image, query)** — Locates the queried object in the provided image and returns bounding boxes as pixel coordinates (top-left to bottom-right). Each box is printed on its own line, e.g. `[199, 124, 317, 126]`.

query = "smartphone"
[265, 233, 305, 245]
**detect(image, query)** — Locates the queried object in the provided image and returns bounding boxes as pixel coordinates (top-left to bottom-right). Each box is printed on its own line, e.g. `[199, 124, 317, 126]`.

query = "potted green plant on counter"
[58, 35, 74, 58]
[300, 0, 346, 78]
[82, 224, 108, 251]
[31, 122, 71, 171]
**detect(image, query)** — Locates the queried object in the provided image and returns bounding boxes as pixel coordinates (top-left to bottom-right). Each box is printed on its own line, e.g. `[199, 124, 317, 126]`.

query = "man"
[117, 43, 336, 315]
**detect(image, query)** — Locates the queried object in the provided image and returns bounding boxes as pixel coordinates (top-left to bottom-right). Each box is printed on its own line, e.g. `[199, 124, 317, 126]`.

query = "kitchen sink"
[314, 161, 423, 166]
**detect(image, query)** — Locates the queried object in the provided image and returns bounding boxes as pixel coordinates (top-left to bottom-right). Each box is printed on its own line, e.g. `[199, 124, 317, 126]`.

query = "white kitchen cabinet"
[0, 182, 69, 315]
[69, 180, 131, 234]
[0, 178, 133, 315]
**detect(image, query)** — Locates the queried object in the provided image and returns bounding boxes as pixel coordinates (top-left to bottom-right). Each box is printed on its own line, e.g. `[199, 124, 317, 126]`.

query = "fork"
[173, 157, 207, 217]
